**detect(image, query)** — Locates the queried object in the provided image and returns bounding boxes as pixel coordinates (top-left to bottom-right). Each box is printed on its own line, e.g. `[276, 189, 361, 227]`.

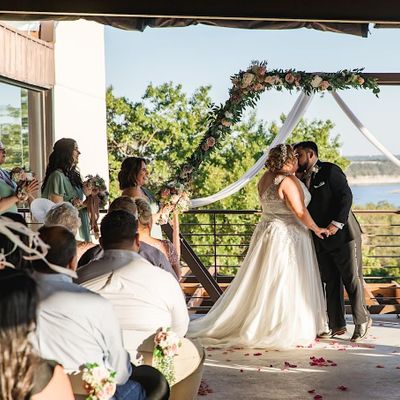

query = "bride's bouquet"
[157, 181, 190, 224]
[81, 363, 116, 400]
[152, 327, 182, 386]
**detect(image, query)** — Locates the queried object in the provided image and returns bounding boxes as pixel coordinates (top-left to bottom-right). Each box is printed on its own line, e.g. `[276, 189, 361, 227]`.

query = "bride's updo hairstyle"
[265, 144, 296, 172]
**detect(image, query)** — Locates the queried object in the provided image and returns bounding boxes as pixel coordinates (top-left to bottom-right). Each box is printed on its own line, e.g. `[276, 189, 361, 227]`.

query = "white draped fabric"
[331, 92, 400, 169]
[190, 92, 314, 208]
[190, 89, 400, 208]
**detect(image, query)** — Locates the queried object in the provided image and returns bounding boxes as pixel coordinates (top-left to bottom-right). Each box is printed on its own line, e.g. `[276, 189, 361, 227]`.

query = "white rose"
[224, 111, 233, 119]
[311, 75, 323, 88]
[241, 72, 255, 88]
[264, 75, 275, 85]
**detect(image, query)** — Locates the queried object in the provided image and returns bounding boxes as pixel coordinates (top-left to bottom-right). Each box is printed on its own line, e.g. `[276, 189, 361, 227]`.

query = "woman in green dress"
[41, 138, 91, 242]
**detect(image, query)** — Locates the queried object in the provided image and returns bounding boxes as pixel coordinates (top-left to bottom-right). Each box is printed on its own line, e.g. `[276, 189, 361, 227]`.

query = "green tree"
[107, 83, 211, 198]
[0, 89, 29, 170]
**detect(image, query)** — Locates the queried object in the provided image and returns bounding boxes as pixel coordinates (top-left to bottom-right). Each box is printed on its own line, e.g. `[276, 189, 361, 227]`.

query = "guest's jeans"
[114, 379, 146, 400]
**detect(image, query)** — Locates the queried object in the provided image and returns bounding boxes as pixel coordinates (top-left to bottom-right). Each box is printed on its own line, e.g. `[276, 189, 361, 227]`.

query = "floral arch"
[159, 61, 380, 208]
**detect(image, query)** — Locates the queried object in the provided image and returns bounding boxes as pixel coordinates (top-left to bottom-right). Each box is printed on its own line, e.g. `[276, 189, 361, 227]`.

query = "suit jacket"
[307, 160, 361, 251]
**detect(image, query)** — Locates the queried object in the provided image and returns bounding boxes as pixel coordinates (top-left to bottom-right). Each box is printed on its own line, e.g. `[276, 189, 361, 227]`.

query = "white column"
[52, 20, 109, 184]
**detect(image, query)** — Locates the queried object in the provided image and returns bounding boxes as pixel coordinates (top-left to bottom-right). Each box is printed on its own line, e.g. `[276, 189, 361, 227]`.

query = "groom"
[294, 141, 371, 342]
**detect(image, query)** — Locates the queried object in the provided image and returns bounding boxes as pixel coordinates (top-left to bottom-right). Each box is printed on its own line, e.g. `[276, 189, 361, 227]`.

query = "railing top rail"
[184, 209, 400, 215]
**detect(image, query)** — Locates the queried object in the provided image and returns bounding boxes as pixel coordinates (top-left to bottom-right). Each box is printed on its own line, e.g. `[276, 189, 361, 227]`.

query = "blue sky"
[105, 24, 400, 156]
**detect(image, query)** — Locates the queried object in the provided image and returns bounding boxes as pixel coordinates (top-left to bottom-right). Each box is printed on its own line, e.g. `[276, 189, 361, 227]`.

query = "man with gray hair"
[44, 201, 81, 235]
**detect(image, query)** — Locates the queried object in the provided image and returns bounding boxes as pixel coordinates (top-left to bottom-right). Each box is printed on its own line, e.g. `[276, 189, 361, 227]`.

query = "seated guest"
[0, 213, 29, 269]
[30, 225, 147, 400]
[78, 197, 177, 280]
[44, 202, 94, 260]
[0, 140, 39, 215]
[0, 268, 74, 400]
[77, 211, 203, 399]
[135, 198, 181, 280]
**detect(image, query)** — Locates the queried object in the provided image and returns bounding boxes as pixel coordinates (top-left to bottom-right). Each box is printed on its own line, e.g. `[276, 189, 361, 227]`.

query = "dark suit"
[307, 160, 367, 329]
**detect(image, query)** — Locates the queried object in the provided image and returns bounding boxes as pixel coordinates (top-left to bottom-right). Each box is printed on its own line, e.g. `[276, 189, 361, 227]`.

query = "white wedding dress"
[187, 175, 328, 349]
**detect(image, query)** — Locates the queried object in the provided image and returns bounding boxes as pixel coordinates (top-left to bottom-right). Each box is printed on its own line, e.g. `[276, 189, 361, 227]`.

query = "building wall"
[53, 20, 108, 183]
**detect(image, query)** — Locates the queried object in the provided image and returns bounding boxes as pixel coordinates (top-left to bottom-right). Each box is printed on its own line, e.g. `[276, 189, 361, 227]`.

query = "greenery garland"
[172, 61, 380, 187]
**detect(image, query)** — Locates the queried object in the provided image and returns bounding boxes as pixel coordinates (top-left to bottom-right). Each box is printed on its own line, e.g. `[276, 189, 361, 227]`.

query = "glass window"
[0, 82, 29, 170]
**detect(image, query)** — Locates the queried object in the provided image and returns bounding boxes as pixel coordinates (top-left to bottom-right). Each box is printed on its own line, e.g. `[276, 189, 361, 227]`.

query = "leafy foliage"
[0, 89, 29, 170]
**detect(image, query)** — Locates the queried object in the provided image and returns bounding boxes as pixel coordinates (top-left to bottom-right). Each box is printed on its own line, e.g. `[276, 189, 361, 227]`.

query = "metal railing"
[17, 207, 400, 312]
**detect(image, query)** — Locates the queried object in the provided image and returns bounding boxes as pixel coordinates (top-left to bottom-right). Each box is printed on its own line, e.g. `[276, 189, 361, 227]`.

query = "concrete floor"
[197, 315, 400, 400]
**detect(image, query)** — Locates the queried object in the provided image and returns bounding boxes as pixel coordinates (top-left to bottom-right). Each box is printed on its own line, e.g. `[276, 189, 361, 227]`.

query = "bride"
[187, 144, 329, 349]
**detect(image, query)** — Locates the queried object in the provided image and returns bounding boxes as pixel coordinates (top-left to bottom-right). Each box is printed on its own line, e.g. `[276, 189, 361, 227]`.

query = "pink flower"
[358, 76, 365, 85]
[264, 75, 276, 85]
[206, 137, 216, 148]
[252, 65, 266, 76]
[294, 74, 301, 84]
[230, 93, 242, 103]
[160, 188, 170, 199]
[97, 382, 116, 400]
[285, 73, 295, 84]
[221, 119, 232, 127]
[319, 80, 330, 90]
[257, 66, 267, 76]
[253, 83, 264, 91]
[155, 330, 168, 344]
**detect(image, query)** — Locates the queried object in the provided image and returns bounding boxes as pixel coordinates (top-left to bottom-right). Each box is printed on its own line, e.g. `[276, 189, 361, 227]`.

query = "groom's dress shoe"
[331, 326, 347, 337]
[351, 316, 372, 342]
[317, 326, 346, 339]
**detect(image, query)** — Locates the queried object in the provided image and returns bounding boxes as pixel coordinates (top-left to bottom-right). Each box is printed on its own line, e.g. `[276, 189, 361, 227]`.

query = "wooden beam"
[363, 73, 400, 85]
[162, 223, 223, 302]
[1, 1, 400, 24]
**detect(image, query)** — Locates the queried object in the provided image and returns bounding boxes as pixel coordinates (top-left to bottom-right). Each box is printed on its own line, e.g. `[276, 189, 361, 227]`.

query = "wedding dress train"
[187, 176, 327, 349]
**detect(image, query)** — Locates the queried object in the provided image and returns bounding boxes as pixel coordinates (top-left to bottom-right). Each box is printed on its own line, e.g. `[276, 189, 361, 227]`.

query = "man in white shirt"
[78, 210, 204, 399]
[77, 210, 189, 360]
[31, 225, 166, 400]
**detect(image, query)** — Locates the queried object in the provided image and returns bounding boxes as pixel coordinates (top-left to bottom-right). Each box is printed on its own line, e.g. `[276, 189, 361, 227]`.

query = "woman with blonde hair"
[135, 197, 181, 280]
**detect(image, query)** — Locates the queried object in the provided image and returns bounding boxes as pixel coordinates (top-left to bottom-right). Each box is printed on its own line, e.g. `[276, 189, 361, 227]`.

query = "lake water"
[351, 183, 400, 207]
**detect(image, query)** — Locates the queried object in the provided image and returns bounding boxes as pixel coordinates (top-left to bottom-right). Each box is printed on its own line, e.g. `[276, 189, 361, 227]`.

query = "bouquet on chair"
[81, 363, 116, 400]
[152, 327, 182, 386]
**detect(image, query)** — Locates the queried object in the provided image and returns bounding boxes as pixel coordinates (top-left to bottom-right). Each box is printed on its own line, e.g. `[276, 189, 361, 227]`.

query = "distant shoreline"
[348, 175, 400, 186]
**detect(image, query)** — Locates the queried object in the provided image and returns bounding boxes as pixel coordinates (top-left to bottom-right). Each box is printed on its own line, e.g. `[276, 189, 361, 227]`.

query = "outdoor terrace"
[197, 314, 400, 399]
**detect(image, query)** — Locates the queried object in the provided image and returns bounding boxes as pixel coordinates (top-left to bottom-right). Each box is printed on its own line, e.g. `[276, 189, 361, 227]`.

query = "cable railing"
[180, 209, 400, 313]
[16, 207, 400, 313]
